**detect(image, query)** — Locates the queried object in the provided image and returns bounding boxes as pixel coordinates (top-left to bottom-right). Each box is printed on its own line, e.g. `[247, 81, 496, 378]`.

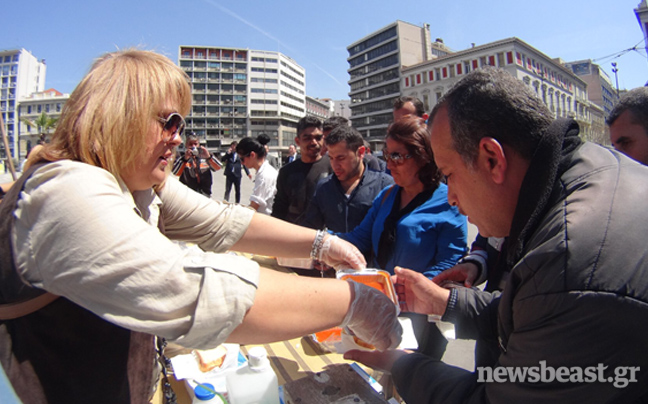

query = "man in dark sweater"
[272, 116, 331, 224]
[302, 125, 393, 233]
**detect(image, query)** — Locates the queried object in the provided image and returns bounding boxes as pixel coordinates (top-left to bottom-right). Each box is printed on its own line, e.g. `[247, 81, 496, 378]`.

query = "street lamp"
[611, 62, 620, 97]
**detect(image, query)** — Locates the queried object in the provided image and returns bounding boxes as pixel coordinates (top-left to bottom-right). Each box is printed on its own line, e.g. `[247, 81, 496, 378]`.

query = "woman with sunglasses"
[236, 135, 278, 215]
[0, 49, 401, 404]
[339, 117, 467, 279]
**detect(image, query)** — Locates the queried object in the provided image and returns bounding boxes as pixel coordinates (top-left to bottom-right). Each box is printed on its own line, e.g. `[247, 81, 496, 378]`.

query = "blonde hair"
[32, 49, 191, 179]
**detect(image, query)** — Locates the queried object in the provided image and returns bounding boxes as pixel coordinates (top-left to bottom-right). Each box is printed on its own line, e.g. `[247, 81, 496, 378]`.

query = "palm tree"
[21, 112, 58, 144]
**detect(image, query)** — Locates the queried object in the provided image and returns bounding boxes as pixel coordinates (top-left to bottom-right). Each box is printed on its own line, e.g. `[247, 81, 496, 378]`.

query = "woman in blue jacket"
[338, 117, 467, 359]
[339, 117, 467, 279]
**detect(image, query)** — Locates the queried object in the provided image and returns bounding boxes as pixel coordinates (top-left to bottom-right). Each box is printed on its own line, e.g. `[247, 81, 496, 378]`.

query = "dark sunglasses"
[382, 149, 412, 165]
[156, 112, 186, 142]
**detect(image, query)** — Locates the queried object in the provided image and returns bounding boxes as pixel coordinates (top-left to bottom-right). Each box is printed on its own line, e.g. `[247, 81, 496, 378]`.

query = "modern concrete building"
[17, 88, 69, 158]
[178, 46, 306, 155]
[0, 49, 46, 161]
[400, 37, 607, 143]
[346, 21, 450, 146]
[565, 59, 619, 121]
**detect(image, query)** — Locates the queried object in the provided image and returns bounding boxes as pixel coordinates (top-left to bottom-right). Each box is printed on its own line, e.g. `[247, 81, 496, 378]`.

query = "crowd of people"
[1, 48, 647, 404]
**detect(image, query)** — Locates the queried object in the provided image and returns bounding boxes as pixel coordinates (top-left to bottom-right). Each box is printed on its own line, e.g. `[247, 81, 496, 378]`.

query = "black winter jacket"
[393, 121, 648, 403]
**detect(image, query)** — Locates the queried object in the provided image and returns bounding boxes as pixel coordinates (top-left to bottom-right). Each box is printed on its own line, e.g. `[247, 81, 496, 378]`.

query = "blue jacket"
[338, 183, 467, 278]
[302, 169, 394, 233]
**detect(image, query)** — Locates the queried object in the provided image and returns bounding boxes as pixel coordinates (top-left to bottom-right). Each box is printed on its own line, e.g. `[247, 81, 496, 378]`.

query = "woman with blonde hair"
[0, 49, 400, 404]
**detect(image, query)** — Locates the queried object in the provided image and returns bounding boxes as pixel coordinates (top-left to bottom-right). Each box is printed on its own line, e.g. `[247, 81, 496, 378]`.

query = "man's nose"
[446, 186, 459, 207]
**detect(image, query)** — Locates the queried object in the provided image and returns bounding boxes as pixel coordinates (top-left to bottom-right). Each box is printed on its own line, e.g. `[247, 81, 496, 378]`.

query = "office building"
[565, 59, 619, 119]
[0, 49, 46, 161]
[346, 21, 450, 146]
[178, 46, 306, 154]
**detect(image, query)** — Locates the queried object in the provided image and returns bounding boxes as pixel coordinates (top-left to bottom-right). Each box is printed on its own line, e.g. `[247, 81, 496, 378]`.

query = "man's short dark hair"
[393, 96, 426, 117]
[323, 116, 350, 132]
[430, 67, 553, 165]
[185, 133, 199, 143]
[325, 125, 364, 151]
[607, 87, 648, 134]
[296, 116, 322, 137]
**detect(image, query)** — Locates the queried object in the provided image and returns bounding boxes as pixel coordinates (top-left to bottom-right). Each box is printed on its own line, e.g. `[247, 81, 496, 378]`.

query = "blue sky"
[4, 0, 646, 100]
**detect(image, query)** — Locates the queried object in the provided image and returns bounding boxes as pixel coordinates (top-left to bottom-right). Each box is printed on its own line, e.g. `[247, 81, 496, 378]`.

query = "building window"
[472, 60, 478, 70]
[506, 52, 514, 65]
[27, 105, 32, 114]
[497, 53, 505, 67]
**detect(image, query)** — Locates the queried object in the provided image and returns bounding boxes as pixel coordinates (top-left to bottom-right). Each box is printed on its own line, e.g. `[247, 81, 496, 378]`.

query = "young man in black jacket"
[222, 140, 250, 203]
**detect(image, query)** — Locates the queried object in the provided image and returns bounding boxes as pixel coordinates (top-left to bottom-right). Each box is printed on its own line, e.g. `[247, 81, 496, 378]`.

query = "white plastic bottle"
[192, 383, 226, 404]
[226, 346, 280, 404]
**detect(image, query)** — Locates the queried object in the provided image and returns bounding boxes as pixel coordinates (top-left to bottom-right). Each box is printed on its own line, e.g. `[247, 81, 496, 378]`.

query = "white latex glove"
[318, 235, 366, 270]
[341, 280, 402, 351]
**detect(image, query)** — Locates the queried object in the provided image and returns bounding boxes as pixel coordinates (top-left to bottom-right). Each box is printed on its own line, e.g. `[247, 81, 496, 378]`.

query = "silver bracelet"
[310, 230, 326, 261]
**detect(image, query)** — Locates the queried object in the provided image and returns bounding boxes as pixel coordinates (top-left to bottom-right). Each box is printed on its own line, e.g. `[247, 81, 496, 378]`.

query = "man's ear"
[357, 145, 366, 159]
[477, 137, 507, 184]
[294, 136, 301, 147]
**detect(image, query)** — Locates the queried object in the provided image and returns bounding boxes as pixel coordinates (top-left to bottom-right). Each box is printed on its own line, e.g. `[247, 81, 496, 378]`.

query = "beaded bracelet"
[310, 230, 326, 261]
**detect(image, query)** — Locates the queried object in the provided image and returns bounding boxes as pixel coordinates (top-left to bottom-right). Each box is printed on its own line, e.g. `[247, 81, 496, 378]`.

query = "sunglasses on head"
[382, 149, 412, 165]
[156, 112, 186, 142]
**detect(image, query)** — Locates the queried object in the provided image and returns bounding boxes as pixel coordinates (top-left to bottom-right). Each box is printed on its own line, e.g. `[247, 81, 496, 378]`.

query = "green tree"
[20, 112, 58, 145]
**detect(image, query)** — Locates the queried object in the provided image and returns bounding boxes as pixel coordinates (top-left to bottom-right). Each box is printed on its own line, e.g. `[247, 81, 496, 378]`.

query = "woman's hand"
[318, 235, 366, 270]
[341, 281, 402, 351]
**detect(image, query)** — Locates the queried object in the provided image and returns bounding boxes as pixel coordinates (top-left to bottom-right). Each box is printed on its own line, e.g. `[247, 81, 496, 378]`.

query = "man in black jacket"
[272, 116, 331, 224]
[345, 67, 648, 403]
[222, 140, 250, 203]
[607, 86, 648, 166]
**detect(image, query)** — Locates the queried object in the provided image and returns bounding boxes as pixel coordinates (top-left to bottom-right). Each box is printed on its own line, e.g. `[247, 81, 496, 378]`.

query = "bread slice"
[193, 345, 228, 372]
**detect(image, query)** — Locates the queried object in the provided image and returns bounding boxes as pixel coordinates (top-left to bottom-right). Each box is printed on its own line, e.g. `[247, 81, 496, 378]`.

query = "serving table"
[150, 254, 398, 403]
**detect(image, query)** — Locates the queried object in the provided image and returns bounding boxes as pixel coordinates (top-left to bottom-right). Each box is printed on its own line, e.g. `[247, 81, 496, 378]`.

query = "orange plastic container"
[311, 326, 342, 352]
[336, 269, 398, 306]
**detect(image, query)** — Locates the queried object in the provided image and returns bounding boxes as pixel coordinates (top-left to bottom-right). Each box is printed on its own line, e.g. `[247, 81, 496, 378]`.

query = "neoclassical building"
[401, 37, 605, 143]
